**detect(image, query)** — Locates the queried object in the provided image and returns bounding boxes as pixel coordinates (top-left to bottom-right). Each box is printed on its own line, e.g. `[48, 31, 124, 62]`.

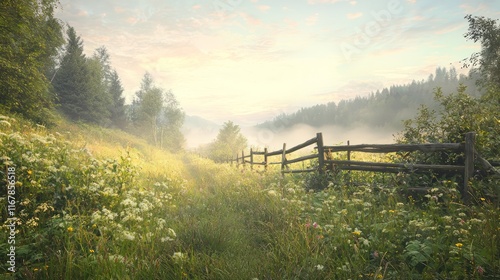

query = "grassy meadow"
[1, 114, 499, 279]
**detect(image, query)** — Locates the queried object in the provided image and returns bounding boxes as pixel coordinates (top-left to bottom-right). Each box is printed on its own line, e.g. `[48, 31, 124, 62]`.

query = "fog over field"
[243, 124, 397, 151]
[183, 121, 396, 151]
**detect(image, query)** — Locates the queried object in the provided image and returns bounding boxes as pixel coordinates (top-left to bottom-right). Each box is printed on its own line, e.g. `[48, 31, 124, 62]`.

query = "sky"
[54, 0, 500, 126]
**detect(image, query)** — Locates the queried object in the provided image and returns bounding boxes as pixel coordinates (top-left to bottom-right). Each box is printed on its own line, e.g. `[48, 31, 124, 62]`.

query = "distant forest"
[258, 67, 482, 131]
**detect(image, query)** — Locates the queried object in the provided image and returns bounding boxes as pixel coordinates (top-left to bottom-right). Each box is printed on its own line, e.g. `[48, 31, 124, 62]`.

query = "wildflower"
[313, 222, 320, 229]
[315, 264, 324, 271]
[109, 254, 126, 263]
[89, 249, 95, 253]
[161, 237, 174, 242]
[67, 226, 74, 233]
[122, 231, 136, 241]
[476, 265, 485, 275]
[480, 197, 486, 201]
[455, 243, 463, 248]
[352, 229, 362, 236]
[168, 228, 177, 238]
[172, 252, 186, 262]
[27, 170, 32, 175]
[360, 237, 370, 246]
[388, 210, 396, 214]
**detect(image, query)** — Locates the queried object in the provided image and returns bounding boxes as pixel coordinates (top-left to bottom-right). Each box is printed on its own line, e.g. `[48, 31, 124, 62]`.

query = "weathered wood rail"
[229, 131, 497, 203]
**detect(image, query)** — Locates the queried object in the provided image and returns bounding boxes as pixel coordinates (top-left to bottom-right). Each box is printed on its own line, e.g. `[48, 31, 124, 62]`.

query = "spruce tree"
[53, 27, 111, 125]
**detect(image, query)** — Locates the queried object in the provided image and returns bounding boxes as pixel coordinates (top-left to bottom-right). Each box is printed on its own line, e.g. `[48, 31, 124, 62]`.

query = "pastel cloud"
[258, 5, 271, 11]
[347, 12, 362, 19]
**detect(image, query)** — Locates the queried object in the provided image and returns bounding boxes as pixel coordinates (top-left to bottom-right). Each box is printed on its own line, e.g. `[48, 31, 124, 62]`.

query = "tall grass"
[1, 113, 498, 279]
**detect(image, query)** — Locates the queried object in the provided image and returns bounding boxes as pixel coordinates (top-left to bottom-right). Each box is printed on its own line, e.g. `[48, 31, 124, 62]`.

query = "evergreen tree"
[92, 46, 126, 128]
[53, 27, 111, 125]
[108, 70, 127, 129]
[86, 55, 111, 125]
[53, 26, 91, 121]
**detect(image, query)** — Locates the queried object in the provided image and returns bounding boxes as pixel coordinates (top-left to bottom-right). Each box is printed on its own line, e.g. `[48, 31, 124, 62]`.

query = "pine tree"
[53, 27, 111, 125]
[108, 70, 127, 129]
[53, 26, 91, 121]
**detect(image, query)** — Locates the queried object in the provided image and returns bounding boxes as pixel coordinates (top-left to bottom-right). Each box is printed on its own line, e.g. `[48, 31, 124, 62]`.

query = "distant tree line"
[0, 0, 185, 151]
[258, 66, 482, 131]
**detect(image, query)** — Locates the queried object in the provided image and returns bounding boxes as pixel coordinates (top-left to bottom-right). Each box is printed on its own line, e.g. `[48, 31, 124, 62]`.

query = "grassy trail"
[171, 155, 283, 279]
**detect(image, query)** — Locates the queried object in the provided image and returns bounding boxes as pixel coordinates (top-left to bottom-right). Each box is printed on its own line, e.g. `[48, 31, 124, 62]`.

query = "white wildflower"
[172, 252, 186, 262]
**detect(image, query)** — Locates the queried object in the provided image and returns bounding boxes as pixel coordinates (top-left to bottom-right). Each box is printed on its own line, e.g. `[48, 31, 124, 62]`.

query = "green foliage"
[207, 121, 248, 162]
[92, 46, 127, 129]
[396, 85, 500, 200]
[397, 85, 499, 161]
[108, 70, 127, 129]
[0, 0, 63, 124]
[131, 73, 185, 151]
[463, 15, 500, 88]
[51, 32, 127, 128]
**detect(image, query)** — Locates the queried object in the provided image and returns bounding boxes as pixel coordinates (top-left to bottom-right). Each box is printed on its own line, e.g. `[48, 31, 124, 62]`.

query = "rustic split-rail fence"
[229, 132, 499, 203]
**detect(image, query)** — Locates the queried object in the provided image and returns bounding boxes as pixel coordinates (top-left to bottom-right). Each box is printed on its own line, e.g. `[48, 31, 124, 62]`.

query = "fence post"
[250, 148, 254, 171]
[347, 140, 351, 186]
[281, 143, 287, 177]
[316, 133, 325, 174]
[463, 132, 475, 204]
[242, 150, 245, 169]
[264, 148, 268, 171]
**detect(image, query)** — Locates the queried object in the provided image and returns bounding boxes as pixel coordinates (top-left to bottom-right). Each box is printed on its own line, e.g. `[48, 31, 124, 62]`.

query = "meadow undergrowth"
[1, 114, 499, 279]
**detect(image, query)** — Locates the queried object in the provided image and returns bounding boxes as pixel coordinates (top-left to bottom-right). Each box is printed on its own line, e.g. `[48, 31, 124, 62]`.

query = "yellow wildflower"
[455, 243, 463, 248]
[67, 226, 74, 233]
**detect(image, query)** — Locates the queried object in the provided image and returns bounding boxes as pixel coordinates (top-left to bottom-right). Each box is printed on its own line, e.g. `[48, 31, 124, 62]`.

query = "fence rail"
[229, 131, 500, 203]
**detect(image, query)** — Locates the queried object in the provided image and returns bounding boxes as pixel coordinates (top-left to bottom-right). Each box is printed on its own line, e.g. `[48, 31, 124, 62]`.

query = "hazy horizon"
[53, 0, 500, 126]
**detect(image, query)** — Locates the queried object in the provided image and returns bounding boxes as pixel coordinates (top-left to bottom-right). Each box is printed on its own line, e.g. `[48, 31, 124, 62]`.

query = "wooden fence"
[230, 131, 499, 203]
